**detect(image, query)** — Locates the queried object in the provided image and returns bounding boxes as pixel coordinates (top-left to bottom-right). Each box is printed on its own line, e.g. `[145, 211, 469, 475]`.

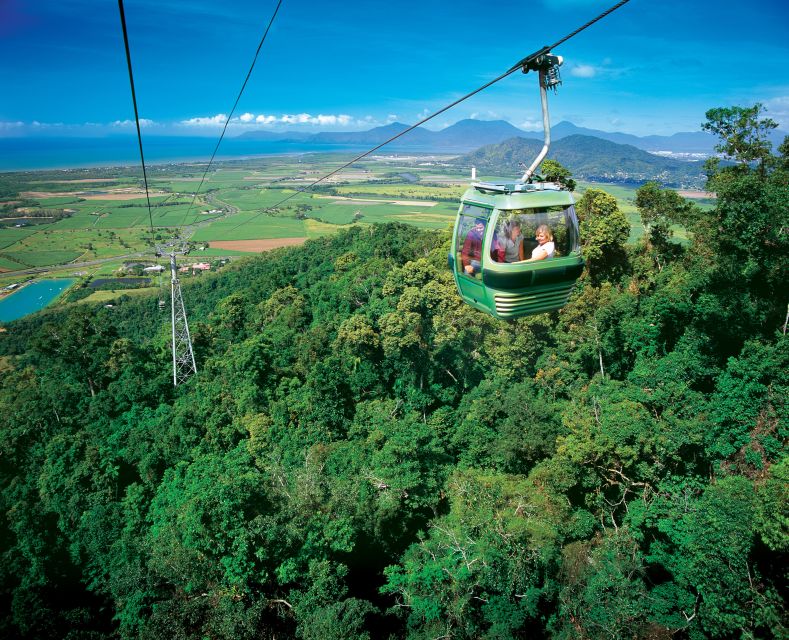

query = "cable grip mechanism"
[521, 51, 563, 92]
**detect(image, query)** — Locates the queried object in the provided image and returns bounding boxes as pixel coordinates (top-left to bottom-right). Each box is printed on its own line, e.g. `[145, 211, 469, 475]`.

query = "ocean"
[0, 136, 371, 172]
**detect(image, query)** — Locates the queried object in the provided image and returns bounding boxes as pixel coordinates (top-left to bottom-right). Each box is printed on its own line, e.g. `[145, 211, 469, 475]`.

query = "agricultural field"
[0, 155, 703, 281]
[77, 287, 160, 305]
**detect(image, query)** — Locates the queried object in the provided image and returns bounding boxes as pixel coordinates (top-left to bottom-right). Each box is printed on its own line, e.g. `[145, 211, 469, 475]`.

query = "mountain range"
[237, 118, 788, 155]
[235, 118, 789, 188]
[452, 135, 708, 188]
[237, 119, 527, 150]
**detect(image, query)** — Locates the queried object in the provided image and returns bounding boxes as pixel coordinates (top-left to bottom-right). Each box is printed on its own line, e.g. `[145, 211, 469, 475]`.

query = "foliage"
[701, 103, 778, 170]
[575, 188, 630, 284]
[634, 181, 696, 260]
[539, 159, 576, 191]
[0, 104, 787, 638]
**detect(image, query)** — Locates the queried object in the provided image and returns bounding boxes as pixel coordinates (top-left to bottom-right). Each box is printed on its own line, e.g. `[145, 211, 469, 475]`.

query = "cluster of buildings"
[123, 261, 213, 276]
[178, 262, 211, 274]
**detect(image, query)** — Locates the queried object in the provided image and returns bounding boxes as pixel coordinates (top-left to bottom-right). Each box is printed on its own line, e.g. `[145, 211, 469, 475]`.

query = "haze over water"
[0, 137, 369, 172]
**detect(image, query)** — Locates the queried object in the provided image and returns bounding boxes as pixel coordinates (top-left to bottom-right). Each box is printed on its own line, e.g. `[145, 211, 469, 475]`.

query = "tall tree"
[634, 181, 695, 269]
[702, 104, 778, 174]
[575, 188, 630, 285]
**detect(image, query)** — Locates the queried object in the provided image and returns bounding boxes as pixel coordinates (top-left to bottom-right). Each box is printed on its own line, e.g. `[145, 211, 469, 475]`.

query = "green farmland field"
[3, 250, 83, 268]
[0, 256, 28, 271]
[36, 196, 86, 206]
[334, 184, 465, 201]
[78, 287, 160, 304]
[191, 215, 306, 242]
[0, 156, 702, 275]
[0, 228, 38, 250]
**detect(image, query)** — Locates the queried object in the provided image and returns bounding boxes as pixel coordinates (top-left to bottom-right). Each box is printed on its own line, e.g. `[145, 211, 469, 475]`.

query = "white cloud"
[386, 114, 398, 123]
[470, 110, 501, 121]
[220, 112, 356, 127]
[112, 118, 155, 128]
[570, 64, 597, 78]
[30, 120, 67, 129]
[763, 96, 789, 128]
[181, 114, 227, 126]
[281, 113, 310, 124]
[519, 119, 543, 131]
[0, 121, 25, 129]
[316, 114, 351, 126]
[415, 108, 430, 121]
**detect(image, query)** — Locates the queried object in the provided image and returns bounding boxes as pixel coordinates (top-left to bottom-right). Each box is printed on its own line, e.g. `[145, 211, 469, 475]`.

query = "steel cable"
[229, 0, 632, 234]
[118, 0, 155, 239]
[179, 0, 284, 230]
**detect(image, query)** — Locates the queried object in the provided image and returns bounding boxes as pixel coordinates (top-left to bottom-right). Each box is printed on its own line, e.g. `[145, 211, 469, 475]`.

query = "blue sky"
[1, 0, 788, 138]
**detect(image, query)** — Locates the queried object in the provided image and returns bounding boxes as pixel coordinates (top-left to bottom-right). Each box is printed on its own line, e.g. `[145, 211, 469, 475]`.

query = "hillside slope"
[456, 134, 707, 187]
[1, 150, 786, 639]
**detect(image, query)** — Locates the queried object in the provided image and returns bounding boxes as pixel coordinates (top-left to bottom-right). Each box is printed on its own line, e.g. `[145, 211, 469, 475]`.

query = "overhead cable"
[180, 0, 284, 228]
[229, 0, 632, 234]
[118, 0, 155, 238]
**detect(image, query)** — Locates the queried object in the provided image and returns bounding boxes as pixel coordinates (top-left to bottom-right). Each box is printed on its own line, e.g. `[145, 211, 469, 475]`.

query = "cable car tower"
[160, 241, 197, 386]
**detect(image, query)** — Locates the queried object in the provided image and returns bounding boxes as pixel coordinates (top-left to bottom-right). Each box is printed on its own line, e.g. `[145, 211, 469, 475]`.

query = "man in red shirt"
[461, 218, 485, 275]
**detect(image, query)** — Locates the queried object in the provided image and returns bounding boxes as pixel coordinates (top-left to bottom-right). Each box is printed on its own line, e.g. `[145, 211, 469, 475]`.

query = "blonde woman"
[527, 224, 555, 261]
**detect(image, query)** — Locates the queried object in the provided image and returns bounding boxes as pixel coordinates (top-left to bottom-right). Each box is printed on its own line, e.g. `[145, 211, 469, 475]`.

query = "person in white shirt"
[527, 224, 555, 261]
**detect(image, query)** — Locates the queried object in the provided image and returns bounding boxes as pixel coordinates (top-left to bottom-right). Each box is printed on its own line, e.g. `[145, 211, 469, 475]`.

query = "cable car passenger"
[495, 220, 526, 263]
[527, 224, 555, 261]
[461, 218, 486, 276]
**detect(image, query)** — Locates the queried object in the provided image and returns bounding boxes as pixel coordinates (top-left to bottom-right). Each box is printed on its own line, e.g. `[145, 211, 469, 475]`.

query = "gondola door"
[452, 203, 492, 310]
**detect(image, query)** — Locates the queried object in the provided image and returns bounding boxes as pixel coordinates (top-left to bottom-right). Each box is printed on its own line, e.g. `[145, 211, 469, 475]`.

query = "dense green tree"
[551, 532, 649, 640]
[1, 143, 786, 640]
[539, 159, 576, 192]
[575, 188, 630, 285]
[634, 181, 696, 268]
[701, 103, 778, 172]
[383, 470, 565, 639]
[707, 338, 788, 469]
[695, 104, 789, 338]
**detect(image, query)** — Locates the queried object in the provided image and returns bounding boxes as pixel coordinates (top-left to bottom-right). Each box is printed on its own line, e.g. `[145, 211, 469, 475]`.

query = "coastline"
[0, 137, 376, 173]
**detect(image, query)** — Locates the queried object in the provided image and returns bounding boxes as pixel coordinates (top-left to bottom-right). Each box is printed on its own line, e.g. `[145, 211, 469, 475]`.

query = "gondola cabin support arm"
[520, 54, 563, 183]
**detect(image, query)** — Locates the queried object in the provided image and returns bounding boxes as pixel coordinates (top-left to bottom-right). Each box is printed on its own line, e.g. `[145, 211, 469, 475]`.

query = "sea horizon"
[0, 136, 387, 172]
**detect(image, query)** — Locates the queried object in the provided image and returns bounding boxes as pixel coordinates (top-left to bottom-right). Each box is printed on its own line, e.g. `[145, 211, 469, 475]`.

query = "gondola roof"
[461, 182, 574, 210]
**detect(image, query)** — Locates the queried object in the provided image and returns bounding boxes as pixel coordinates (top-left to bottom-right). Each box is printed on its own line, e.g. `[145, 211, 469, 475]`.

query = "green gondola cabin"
[449, 181, 583, 318]
[448, 51, 584, 318]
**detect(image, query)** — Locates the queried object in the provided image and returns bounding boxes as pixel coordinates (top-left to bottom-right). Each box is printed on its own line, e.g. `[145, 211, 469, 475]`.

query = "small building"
[191, 262, 211, 271]
[143, 265, 165, 273]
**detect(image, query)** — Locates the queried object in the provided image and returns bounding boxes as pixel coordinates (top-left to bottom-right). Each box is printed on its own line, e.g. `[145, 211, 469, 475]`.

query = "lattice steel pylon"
[169, 250, 197, 386]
